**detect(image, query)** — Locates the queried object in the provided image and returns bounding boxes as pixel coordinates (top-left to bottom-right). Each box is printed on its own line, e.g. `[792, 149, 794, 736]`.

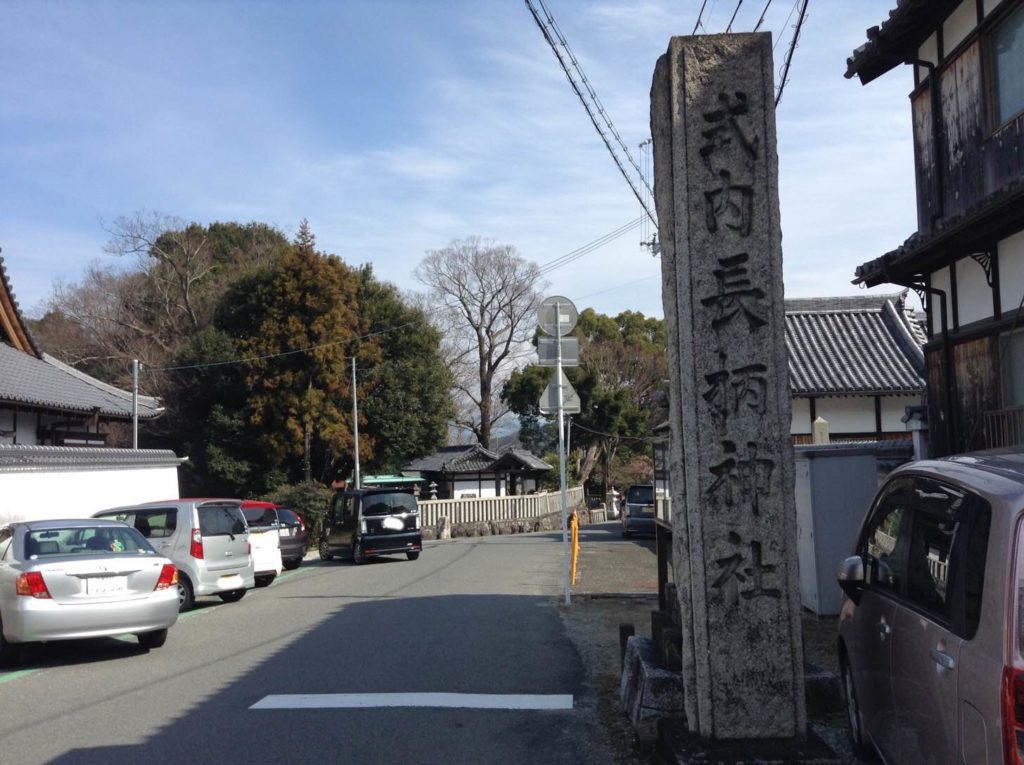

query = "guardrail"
[419, 486, 584, 527]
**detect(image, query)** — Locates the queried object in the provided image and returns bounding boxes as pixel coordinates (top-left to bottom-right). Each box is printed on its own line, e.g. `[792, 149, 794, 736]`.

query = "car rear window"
[362, 492, 418, 516]
[242, 507, 279, 528]
[277, 508, 300, 525]
[627, 486, 654, 504]
[25, 526, 155, 557]
[199, 504, 247, 536]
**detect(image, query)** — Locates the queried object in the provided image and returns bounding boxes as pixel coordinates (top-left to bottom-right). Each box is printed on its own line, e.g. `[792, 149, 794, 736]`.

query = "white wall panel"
[957, 255, 995, 326]
[931, 267, 953, 337]
[815, 397, 876, 434]
[944, 1, 978, 53]
[791, 398, 811, 434]
[881, 396, 919, 431]
[0, 466, 180, 524]
[1000, 230, 1024, 314]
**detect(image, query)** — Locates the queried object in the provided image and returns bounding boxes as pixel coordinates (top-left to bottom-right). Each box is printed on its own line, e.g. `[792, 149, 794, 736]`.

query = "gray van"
[95, 499, 255, 610]
[836, 449, 1024, 764]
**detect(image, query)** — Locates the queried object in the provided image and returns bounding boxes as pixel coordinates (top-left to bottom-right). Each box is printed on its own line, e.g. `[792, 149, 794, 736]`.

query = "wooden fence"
[419, 486, 584, 528]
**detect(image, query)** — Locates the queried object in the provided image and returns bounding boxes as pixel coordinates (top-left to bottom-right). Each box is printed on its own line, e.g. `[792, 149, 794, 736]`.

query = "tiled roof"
[845, 0, 961, 84]
[403, 444, 551, 474]
[0, 342, 162, 419]
[785, 292, 926, 396]
[0, 444, 183, 473]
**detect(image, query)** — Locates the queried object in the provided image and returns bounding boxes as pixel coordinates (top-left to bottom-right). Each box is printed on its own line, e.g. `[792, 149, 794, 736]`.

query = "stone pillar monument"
[651, 33, 806, 740]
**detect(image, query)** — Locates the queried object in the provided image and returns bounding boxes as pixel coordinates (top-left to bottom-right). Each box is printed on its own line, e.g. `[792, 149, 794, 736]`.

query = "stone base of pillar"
[655, 719, 841, 764]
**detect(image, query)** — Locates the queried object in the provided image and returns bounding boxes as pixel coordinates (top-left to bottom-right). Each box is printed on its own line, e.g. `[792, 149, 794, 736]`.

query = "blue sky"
[1, 0, 916, 320]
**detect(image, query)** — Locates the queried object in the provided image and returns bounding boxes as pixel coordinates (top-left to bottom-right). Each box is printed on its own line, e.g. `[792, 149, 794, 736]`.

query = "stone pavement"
[571, 520, 660, 597]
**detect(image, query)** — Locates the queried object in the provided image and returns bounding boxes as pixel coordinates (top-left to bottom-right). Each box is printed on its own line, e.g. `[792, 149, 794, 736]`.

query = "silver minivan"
[835, 449, 1024, 764]
[95, 499, 255, 610]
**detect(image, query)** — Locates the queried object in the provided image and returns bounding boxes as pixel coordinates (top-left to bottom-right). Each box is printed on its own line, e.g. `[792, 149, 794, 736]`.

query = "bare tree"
[414, 237, 546, 448]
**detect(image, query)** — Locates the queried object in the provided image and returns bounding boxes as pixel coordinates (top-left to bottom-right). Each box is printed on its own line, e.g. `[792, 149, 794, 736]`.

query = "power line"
[726, 0, 744, 33]
[692, 0, 709, 34]
[775, 0, 809, 106]
[538, 217, 643, 275]
[525, 0, 657, 226]
[753, 0, 772, 31]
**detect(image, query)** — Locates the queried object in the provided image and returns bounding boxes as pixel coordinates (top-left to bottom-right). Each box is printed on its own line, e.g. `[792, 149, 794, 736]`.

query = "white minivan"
[95, 499, 255, 610]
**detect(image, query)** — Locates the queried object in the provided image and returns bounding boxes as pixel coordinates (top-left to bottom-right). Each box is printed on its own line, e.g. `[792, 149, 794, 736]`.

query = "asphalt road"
[0, 531, 623, 765]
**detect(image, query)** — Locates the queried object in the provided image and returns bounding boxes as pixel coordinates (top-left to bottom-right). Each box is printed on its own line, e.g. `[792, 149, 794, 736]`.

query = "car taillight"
[16, 571, 51, 599]
[360, 520, 367, 534]
[297, 516, 306, 532]
[414, 515, 421, 530]
[247, 542, 252, 555]
[1003, 666, 1024, 764]
[154, 564, 178, 591]
[190, 528, 204, 559]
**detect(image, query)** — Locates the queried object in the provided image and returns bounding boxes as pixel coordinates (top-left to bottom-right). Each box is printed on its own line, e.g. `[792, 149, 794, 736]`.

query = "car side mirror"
[837, 555, 867, 605]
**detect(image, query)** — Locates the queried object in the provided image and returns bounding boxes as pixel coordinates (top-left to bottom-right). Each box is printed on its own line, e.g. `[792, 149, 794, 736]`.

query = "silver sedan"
[0, 519, 180, 666]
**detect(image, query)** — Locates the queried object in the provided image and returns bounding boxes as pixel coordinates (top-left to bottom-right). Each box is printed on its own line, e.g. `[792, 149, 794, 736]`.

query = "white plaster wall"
[452, 478, 500, 499]
[881, 396, 919, 431]
[1000, 230, 1024, 314]
[944, 1, 978, 53]
[0, 466, 180, 525]
[931, 266, 953, 337]
[815, 397, 876, 434]
[791, 397, 811, 435]
[917, 32, 939, 81]
[957, 254, 995, 326]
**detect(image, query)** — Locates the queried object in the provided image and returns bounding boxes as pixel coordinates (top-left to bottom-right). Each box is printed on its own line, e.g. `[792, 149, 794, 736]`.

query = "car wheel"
[0, 617, 21, 668]
[255, 574, 275, 588]
[283, 558, 302, 571]
[177, 575, 195, 612]
[137, 628, 168, 650]
[841, 655, 876, 760]
[406, 551, 420, 561]
[318, 539, 333, 561]
[352, 540, 365, 566]
[218, 588, 246, 603]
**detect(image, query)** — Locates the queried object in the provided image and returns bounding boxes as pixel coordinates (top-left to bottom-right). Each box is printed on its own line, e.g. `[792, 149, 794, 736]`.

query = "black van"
[318, 488, 422, 564]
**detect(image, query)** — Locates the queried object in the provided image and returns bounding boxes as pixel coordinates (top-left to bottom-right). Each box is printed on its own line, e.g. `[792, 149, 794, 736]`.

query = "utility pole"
[352, 356, 361, 489]
[131, 359, 139, 450]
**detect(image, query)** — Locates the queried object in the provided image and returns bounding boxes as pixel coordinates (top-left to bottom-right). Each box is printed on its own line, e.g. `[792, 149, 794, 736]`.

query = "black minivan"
[318, 488, 422, 564]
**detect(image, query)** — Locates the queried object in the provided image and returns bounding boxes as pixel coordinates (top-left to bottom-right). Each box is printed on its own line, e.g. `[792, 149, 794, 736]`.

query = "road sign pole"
[556, 302, 571, 606]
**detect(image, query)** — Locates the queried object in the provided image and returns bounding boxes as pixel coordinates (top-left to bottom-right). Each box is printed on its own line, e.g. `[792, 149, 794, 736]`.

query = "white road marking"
[250, 693, 573, 710]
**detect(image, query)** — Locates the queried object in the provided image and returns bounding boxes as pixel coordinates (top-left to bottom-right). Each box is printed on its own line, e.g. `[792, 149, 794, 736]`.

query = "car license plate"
[280, 528, 291, 537]
[87, 576, 126, 595]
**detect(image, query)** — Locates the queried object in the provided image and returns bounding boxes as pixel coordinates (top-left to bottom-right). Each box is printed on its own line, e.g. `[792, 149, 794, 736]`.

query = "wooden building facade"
[848, 0, 1024, 456]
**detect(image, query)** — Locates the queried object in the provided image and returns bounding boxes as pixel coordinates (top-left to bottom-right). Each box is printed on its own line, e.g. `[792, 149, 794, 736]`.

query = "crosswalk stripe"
[251, 693, 573, 710]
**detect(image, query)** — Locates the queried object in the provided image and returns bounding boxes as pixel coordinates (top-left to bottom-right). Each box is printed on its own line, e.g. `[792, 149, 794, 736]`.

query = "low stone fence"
[419, 486, 587, 540]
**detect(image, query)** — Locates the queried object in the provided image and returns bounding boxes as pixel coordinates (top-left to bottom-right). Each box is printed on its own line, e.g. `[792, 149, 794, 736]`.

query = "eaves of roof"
[845, 0, 961, 84]
[0, 254, 41, 357]
[854, 181, 1024, 287]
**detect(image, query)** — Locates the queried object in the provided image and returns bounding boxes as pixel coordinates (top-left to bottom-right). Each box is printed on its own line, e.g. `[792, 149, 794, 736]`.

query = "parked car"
[94, 499, 254, 611]
[241, 501, 307, 571]
[0, 519, 179, 666]
[239, 502, 283, 587]
[621, 484, 656, 537]
[836, 449, 1024, 764]
[319, 488, 422, 564]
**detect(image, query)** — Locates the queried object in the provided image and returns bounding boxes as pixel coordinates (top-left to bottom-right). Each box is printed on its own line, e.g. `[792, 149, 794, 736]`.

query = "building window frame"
[985, 1, 1024, 131]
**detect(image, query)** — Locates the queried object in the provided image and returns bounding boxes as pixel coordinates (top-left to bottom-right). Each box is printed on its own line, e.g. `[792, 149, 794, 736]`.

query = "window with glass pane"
[993, 5, 1024, 126]
[904, 480, 965, 619]
[860, 478, 913, 592]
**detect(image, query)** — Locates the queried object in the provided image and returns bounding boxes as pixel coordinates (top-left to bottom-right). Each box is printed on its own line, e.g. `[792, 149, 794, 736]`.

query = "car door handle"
[878, 621, 891, 640]
[930, 649, 955, 670]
